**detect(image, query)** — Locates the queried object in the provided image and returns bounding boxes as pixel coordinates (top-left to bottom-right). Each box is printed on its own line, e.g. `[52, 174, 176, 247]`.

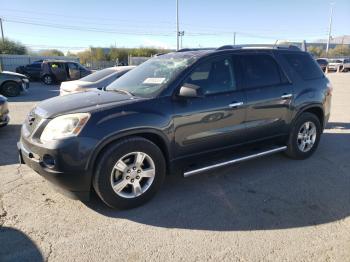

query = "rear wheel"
[1, 82, 21, 97]
[285, 112, 321, 159]
[42, 75, 54, 85]
[93, 137, 166, 209]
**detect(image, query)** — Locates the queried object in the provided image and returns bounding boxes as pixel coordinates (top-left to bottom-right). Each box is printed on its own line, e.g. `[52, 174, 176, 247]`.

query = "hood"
[35, 90, 143, 118]
[1, 71, 27, 78]
[0, 95, 7, 103]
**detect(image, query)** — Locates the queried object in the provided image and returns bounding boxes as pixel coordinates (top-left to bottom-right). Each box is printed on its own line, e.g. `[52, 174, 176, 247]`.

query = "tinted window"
[184, 56, 236, 95]
[241, 54, 282, 88]
[284, 53, 324, 80]
[317, 59, 328, 64]
[49, 63, 64, 69]
[81, 68, 116, 82]
[68, 63, 79, 70]
[27, 63, 41, 68]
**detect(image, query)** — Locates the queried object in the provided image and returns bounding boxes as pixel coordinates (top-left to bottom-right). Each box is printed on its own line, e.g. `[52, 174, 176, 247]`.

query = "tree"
[66, 51, 77, 57]
[91, 47, 107, 61]
[39, 49, 64, 56]
[308, 45, 324, 58]
[0, 38, 27, 55]
[328, 45, 350, 57]
[109, 47, 129, 64]
[76, 50, 92, 64]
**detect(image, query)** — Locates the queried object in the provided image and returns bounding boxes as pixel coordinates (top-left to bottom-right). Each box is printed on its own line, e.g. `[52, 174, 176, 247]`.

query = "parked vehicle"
[0, 95, 9, 127]
[327, 58, 350, 72]
[0, 71, 30, 97]
[18, 45, 332, 209]
[316, 58, 328, 72]
[41, 60, 92, 85]
[60, 66, 135, 96]
[16, 61, 42, 80]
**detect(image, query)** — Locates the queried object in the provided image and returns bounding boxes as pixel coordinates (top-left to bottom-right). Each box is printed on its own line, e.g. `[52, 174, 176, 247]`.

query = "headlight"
[22, 78, 29, 83]
[0, 102, 8, 114]
[40, 113, 90, 143]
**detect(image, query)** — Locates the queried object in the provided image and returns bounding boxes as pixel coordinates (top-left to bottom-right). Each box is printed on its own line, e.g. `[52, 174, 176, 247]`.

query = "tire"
[93, 137, 166, 209]
[42, 75, 54, 85]
[285, 112, 321, 160]
[1, 82, 21, 97]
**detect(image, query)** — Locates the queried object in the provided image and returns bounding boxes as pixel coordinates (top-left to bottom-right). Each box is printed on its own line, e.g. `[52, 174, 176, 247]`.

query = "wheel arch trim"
[86, 128, 172, 172]
[293, 103, 325, 129]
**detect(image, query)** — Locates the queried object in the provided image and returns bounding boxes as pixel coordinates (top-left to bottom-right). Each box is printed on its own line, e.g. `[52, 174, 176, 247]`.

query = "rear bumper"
[17, 138, 92, 201]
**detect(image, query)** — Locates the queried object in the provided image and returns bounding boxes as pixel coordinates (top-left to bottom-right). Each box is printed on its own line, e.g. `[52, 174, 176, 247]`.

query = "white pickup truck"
[327, 58, 350, 72]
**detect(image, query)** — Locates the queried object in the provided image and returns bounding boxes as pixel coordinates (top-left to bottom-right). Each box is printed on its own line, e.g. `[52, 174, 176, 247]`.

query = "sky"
[0, 0, 349, 52]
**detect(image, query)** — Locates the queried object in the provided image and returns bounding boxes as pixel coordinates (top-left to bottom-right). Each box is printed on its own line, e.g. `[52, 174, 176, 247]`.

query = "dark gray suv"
[18, 45, 332, 209]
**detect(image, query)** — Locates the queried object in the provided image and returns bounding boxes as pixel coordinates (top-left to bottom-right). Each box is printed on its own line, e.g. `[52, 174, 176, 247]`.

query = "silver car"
[60, 66, 135, 96]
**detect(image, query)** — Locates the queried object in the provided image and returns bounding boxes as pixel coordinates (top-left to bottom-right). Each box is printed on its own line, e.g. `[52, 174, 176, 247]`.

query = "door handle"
[281, 94, 293, 99]
[229, 102, 244, 108]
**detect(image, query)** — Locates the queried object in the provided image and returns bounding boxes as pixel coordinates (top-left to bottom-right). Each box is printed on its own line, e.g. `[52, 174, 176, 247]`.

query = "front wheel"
[1, 82, 21, 97]
[285, 112, 322, 160]
[93, 137, 166, 209]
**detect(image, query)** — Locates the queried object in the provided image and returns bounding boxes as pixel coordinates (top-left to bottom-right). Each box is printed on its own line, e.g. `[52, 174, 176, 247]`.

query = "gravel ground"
[0, 75, 350, 262]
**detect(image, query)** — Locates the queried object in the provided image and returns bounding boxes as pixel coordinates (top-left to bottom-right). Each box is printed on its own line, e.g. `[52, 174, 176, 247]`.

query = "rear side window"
[283, 53, 323, 80]
[240, 54, 282, 88]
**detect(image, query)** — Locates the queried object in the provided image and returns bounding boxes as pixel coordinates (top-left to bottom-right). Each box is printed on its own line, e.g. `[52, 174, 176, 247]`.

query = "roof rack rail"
[176, 48, 215, 52]
[216, 44, 301, 51]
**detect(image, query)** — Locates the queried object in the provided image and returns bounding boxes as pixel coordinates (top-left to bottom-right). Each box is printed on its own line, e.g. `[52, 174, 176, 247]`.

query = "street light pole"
[326, 4, 334, 57]
[176, 0, 179, 50]
[0, 18, 5, 43]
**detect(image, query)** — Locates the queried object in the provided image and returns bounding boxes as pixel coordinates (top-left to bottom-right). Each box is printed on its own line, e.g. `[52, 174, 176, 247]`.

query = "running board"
[183, 146, 287, 178]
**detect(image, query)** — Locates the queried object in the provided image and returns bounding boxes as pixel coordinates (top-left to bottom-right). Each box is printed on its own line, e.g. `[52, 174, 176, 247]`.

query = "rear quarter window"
[283, 53, 324, 80]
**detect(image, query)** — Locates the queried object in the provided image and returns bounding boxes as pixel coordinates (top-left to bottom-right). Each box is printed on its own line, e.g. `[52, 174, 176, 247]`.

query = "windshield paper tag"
[143, 78, 165, 84]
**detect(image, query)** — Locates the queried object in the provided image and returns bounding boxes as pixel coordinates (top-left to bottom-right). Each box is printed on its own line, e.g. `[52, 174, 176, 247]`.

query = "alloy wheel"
[297, 121, 317, 152]
[110, 152, 156, 199]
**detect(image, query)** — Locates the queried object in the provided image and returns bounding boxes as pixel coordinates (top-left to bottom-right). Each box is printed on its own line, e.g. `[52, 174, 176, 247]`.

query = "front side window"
[106, 53, 195, 98]
[184, 56, 236, 95]
[241, 54, 282, 88]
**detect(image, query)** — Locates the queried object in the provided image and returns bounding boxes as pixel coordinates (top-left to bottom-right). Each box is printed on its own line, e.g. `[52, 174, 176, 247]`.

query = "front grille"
[25, 109, 42, 135]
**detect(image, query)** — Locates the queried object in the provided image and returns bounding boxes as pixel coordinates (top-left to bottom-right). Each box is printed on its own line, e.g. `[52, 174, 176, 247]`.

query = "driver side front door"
[172, 55, 247, 158]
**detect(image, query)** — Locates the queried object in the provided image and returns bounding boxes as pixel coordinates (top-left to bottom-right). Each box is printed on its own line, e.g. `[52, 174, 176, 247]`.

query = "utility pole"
[326, 4, 334, 57]
[179, 31, 184, 49]
[176, 0, 179, 50]
[233, 32, 236, 45]
[0, 18, 4, 43]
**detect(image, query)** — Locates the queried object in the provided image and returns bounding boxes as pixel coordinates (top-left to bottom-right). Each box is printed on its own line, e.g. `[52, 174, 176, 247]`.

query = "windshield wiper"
[111, 89, 135, 96]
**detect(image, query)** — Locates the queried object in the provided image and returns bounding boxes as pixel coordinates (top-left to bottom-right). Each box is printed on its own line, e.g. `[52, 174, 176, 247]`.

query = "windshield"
[80, 68, 116, 82]
[329, 59, 343, 63]
[106, 54, 195, 98]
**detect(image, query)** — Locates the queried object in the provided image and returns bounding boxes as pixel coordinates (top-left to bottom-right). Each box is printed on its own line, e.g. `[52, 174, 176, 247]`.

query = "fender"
[86, 127, 172, 172]
[291, 103, 325, 128]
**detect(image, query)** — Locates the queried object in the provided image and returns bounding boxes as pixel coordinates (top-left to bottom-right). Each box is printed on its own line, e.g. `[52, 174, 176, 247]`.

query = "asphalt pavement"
[0, 75, 349, 262]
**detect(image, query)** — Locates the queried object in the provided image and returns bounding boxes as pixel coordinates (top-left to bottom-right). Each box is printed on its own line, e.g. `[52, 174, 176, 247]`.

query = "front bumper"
[21, 79, 30, 91]
[17, 137, 93, 201]
[0, 114, 9, 127]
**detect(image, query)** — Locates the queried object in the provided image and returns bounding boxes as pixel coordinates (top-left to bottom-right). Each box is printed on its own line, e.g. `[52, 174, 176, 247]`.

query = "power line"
[3, 18, 175, 36]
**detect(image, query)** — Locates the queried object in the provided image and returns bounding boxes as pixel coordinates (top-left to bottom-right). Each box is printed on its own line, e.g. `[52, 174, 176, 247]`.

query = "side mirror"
[178, 84, 203, 98]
